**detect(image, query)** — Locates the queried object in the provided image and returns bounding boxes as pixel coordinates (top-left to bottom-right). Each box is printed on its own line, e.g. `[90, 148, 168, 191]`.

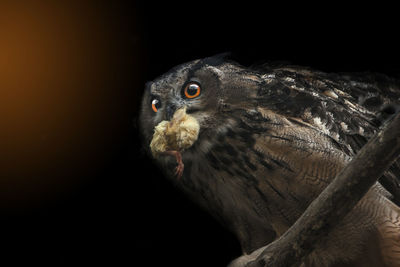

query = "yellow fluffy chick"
[150, 107, 200, 178]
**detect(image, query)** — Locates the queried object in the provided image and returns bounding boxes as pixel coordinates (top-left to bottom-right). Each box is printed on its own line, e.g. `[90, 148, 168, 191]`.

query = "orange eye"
[184, 83, 201, 99]
[151, 98, 161, 112]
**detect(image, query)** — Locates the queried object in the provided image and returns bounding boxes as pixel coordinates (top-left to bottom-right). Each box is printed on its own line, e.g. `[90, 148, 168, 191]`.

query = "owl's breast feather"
[150, 107, 200, 157]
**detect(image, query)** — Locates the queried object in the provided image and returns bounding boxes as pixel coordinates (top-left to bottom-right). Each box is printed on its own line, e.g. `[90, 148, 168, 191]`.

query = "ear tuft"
[202, 52, 231, 67]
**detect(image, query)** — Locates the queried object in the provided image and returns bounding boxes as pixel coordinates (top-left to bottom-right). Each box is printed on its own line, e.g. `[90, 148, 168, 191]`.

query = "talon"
[161, 150, 184, 179]
[175, 161, 184, 179]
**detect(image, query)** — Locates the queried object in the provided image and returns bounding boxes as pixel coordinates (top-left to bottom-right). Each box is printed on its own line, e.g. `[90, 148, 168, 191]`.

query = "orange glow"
[0, 2, 140, 209]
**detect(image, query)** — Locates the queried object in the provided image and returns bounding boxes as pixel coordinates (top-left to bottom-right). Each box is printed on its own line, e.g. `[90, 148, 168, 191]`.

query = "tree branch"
[243, 113, 400, 267]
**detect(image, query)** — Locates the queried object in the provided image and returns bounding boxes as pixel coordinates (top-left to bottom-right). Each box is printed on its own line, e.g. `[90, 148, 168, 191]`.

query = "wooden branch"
[244, 113, 400, 267]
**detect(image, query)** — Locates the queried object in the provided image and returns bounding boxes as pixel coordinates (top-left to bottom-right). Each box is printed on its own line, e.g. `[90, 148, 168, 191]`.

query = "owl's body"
[140, 55, 400, 266]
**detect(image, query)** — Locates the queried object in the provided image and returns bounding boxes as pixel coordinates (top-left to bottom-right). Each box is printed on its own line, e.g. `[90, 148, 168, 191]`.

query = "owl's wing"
[255, 65, 400, 201]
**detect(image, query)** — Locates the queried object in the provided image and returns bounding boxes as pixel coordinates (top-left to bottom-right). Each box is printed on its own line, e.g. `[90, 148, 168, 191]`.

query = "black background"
[1, 1, 399, 266]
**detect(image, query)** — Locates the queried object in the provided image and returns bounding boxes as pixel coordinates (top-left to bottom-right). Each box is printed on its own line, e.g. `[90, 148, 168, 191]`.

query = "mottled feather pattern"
[250, 65, 397, 153]
[140, 55, 400, 266]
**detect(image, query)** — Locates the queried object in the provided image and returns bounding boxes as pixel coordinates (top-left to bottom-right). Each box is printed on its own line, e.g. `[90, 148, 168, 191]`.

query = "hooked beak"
[166, 104, 176, 121]
[166, 102, 185, 120]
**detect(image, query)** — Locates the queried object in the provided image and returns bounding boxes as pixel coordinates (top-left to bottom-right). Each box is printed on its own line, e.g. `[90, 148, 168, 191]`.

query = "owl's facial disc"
[141, 58, 228, 150]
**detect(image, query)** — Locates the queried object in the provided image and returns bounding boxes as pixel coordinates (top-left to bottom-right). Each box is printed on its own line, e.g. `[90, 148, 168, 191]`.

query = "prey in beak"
[150, 107, 200, 179]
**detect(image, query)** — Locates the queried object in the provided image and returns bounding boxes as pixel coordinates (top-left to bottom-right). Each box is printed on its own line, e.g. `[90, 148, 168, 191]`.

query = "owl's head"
[139, 55, 261, 152]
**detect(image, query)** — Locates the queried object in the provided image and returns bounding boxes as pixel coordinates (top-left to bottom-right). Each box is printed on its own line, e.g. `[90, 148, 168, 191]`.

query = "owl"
[139, 54, 400, 267]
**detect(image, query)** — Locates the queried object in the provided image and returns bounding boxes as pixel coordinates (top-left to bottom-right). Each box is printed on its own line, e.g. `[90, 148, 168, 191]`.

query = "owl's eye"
[183, 82, 201, 99]
[151, 98, 161, 112]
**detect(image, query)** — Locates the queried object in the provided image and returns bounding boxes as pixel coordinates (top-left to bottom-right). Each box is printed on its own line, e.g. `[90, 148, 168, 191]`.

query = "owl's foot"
[162, 150, 184, 179]
[174, 160, 184, 179]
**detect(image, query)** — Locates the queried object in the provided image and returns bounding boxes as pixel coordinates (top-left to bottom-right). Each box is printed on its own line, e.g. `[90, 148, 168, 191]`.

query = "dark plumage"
[140, 55, 400, 266]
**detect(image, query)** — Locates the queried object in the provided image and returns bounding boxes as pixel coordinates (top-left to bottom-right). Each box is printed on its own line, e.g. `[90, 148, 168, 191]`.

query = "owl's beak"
[166, 104, 176, 121]
[166, 103, 185, 121]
